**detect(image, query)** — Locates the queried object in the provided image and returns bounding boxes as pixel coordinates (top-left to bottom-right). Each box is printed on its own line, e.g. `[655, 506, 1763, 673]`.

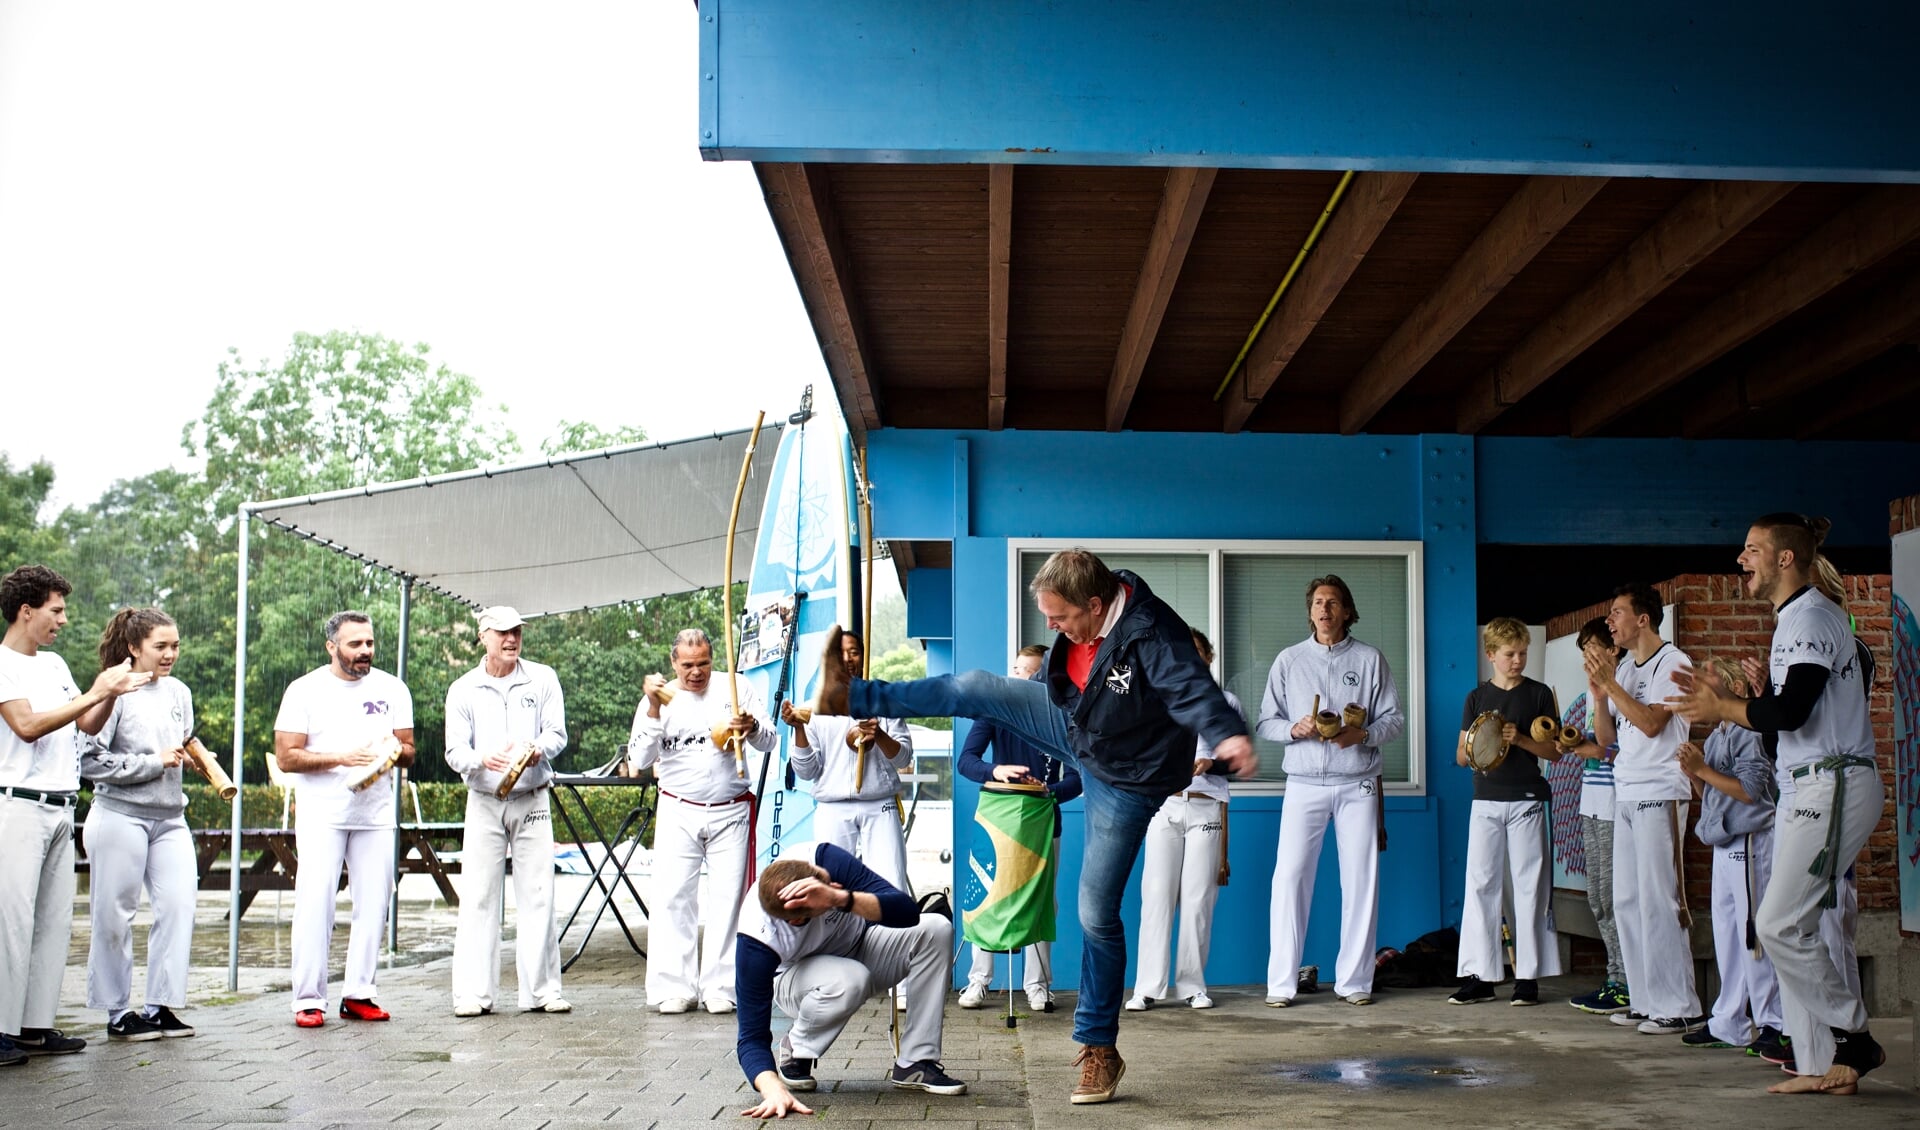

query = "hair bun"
[1808, 515, 1832, 546]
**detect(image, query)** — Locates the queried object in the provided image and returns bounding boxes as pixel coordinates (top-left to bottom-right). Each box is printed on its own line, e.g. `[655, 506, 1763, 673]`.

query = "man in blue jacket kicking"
[816, 547, 1254, 1105]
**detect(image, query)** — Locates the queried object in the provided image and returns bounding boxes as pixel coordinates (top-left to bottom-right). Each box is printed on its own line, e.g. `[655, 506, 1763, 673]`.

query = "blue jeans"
[851, 672, 1163, 1047]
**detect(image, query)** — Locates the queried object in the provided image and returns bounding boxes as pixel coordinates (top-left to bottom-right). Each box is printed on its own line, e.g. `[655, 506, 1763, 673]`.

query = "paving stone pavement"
[8, 894, 1920, 1129]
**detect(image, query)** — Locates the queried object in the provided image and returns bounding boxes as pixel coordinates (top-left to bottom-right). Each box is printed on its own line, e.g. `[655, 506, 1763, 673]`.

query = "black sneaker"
[889, 1059, 968, 1096]
[107, 1013, 163, 1043]
[1637, 1015, 1706, 1036]
[0, 1036, 25, 1068]
[1510, 979, 1539, 1006]
[1754, 1029, 1793, 1065]
[1681, 1028, 1735, 1049]
[1447, 977, 1495, 1005]
[144, 1006, 195, 1038]
[776, 1034, 816, 1093]
[9, 1028, 86, 1055]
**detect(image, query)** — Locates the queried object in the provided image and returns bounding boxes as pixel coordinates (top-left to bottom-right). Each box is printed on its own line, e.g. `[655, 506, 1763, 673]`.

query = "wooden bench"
[190, 824, 467, 917]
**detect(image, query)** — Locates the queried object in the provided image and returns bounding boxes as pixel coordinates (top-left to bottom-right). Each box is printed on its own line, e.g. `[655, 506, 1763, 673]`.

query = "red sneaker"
[339, 998, 390, 1022]
[294, 1009, 325, 1029]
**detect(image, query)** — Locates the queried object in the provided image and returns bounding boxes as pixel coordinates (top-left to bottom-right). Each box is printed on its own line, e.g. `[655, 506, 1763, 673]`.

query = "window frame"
[1007, 537, 1427, 796]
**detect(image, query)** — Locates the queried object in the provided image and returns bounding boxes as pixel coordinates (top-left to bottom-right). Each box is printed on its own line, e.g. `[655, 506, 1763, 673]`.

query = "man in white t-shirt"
[273, 610, 416, 1029]
[1669, 514, 1885, 1093]
[0, 565, 150, 1064]
[1587, 583, 1702, 1036]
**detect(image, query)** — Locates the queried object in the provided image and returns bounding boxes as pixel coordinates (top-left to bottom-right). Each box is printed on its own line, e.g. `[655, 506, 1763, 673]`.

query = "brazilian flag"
[961, 788, 1058, 951]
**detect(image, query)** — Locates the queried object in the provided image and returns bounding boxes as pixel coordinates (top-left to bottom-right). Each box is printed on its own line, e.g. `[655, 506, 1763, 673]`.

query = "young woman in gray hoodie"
[81, 608, 198, 1042]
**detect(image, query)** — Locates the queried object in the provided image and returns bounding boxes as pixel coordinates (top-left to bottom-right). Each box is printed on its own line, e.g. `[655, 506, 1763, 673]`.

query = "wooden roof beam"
[1684, 263, 1920, 438]
[1571, 185, 1920, 436]
[1793, 346, 1920, 439]
[1456, 180, 1792, 434]
[987, 164, 1013, 430]
[754, 162, 883, 441]
[1222, 171, 1418, 434]
[1104, 167, 1217, 431]
[1340, 175, 1606, 435]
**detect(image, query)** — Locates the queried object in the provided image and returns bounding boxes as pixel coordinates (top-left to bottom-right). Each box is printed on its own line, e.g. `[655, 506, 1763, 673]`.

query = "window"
[1011, 540, 1425, 793]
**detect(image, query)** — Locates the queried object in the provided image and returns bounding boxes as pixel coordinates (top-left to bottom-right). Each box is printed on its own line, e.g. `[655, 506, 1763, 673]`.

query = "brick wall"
[1545, 572, 1897, 912]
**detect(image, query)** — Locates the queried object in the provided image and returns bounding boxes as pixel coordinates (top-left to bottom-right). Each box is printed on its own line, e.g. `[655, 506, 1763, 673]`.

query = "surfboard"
[737, 403, 856, 864]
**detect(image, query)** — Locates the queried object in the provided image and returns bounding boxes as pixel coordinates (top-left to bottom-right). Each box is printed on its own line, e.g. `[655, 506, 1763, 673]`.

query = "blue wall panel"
[1477, 437, 1920, 547]
[703, 0, 1920, 182]
[877, 428, 1920, 991]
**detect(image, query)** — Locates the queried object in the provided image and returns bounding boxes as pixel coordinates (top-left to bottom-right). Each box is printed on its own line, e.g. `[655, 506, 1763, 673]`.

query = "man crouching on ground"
[735, 841, 964, 1118]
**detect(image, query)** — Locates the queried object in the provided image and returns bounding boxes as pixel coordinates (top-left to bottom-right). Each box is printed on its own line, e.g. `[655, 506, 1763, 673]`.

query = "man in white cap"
[445, 606, 570, 1017]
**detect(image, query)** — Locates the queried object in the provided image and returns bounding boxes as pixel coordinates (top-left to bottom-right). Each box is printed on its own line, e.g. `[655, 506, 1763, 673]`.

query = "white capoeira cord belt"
[1798, 754, 1877, 909]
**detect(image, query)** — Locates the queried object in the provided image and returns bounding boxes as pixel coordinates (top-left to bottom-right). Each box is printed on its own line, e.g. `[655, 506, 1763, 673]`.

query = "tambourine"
[1342, 703, 1367, 730]
[1529, 716, 1558, 743]
[1464, 710, 1510, 772]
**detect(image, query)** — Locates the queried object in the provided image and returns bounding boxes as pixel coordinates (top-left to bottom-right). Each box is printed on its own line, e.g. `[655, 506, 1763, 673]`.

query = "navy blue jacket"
[1042, 571, 1248, 797]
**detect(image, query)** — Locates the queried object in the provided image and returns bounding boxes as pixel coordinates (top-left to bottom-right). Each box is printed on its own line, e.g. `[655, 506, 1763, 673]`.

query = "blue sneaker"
[1570, 982, 1630, 1015]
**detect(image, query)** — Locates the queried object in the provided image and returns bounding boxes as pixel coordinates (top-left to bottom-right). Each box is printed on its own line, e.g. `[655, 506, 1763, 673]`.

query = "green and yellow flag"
[961, 788, 1058, 951]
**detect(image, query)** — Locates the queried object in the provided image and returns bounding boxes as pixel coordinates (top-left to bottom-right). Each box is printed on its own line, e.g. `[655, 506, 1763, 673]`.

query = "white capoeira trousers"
[778, 915, 953, 1068]
[1612, 797, 1700, 1022]
[1267, 778, 1379, 999]
[291, 822, 395, 1012]
[812, 797, 910, 893]
[0, 795, 76, 1034]
[1757, 764, 1884, 1077]
[84, 806, 196, 1017]
[647, 794, 751, 1006]
[1708, 829, 1782, 1043]
[451, 788, 563, 1011]
[1457, 799, 1562, 982]
[1135, 795, 1225, 1000]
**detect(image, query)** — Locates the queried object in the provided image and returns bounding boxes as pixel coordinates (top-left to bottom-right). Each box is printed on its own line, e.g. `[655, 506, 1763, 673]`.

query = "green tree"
[870, 643, 949, 731]
[541, 421, 647, 456]
[0, 456, 61, 566]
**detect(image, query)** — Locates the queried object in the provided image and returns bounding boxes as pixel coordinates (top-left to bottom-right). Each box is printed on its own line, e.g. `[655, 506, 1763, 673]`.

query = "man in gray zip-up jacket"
[1257, 574, 1404, 1007]
[444, 606, 570, 1017]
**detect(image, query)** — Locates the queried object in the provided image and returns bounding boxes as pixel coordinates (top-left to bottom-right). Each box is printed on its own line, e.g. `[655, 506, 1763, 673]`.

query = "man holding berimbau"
[631, 628, 775, 1015]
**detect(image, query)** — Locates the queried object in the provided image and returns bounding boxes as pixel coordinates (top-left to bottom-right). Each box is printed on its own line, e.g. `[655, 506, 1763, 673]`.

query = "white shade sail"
[247, 425, 780, 615]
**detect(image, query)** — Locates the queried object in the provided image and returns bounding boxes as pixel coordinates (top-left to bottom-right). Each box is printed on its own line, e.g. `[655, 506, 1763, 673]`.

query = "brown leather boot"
[1070, 1044, 1124, 1104]
[814, 626, 851, 715]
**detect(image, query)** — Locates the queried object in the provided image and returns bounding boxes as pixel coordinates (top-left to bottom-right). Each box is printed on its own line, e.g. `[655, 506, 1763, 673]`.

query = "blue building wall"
[702, 0, 1920, 182]
[878, 429, 1920, 989]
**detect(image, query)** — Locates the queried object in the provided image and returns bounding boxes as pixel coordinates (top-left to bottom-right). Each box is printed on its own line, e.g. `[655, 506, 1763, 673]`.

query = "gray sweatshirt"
[444, 658, 568, 796]
[1693, 721, 1775, 846]
[81, 677, 194, 820]
[1256, 635, 1405, 784]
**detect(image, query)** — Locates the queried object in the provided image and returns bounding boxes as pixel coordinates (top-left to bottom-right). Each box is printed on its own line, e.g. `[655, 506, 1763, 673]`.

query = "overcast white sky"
[0, 1, 823, 513]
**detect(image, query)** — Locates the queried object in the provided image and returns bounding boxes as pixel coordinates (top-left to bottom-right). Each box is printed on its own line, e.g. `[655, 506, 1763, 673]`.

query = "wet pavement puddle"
[1273, 1056, 1513, 1089]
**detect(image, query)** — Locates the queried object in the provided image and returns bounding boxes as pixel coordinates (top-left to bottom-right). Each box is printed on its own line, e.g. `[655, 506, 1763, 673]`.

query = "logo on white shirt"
[363, 700, 389, 716]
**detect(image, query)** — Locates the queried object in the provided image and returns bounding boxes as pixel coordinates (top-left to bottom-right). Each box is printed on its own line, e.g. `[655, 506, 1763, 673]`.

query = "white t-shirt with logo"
[1608, 643, 1692, 802]
[1770, 588, 1874, 775]
[274, 665, 414, 829]
[0, 646, 84, 792]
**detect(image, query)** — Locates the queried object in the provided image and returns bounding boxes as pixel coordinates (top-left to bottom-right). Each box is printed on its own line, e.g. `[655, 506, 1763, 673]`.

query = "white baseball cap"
[475, 606, 526, 633]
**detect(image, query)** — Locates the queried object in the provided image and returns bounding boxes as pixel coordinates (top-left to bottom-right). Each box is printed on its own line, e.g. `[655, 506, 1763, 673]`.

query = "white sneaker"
[1026, 988, 1054, 1013]
[703, 996, 735, 1015]
[1188, 992, 1214, 1009]
[657, 997, 696, 1015]
[452, 1001, 487, 1018]
[536, 998, 572, 1014]
[1265, 995, 1293, 1008]
[1123, 995, 1150, 1012]
[958, 983, 988, 1009]
[1343, 992, 1374, 1006]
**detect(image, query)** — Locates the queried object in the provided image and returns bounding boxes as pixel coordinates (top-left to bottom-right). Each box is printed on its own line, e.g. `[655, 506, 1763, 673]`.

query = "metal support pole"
[227, 507, 251, 993]
[389, 577, 413, 953]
